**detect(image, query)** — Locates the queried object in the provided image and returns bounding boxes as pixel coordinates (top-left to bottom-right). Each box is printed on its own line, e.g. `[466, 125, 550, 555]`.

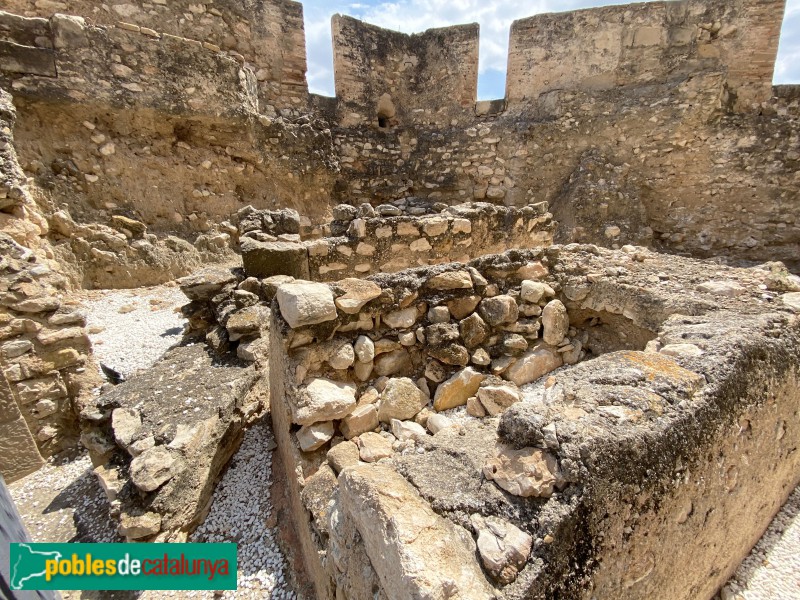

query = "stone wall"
[332, 15, 479, 128]
[0, 366, 44, 483]
[1, 2, 798, 268]
[506, 0, 785, 112]
[2, 0, 308, 111]
[265, 244, 800, 599]
[0, 88, 99, 457]
[239, 201, 555, 281]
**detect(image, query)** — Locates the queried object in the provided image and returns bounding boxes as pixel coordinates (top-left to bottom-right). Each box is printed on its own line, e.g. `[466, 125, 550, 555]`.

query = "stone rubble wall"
[237, 201, 555, 282]
[0, 3, 798, 267]
[0, 10, 258, 118]
[263, 244, 800, 599]
[0, 89, 100, 460]
[2, 0, 308, 112]
[507, 0, 785, 112]
[332, 15, 479, 128]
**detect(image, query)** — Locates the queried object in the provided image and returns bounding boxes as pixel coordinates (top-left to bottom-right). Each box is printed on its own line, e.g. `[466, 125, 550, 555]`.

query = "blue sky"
[299, 0, 800, 99]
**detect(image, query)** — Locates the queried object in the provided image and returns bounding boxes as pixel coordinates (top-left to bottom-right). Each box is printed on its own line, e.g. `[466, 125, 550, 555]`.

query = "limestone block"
[506, 345, 562, 386]
[276, 282, 337, 329]
[338, 464, 495, 598]
[378, 378, 427, 423]
[241, 238, 309, 279]
[293, 378, 358, 426]
[433, 367, 485, 411]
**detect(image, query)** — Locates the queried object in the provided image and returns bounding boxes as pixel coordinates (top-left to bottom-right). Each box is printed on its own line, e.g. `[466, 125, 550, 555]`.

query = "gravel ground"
[76, 284, 187, 379]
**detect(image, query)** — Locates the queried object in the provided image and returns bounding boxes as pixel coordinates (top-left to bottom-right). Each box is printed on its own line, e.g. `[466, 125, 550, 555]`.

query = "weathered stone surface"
[471, 514, 533, 584]
[782, 292, 800, 312]
[356, 432, 394, 462]
[541, 299, 569, 346]
[338, 464, 495, 597]
[447, 295, 481, 319]
[383, 307, 418, 329]
[483, 443, 562, 498]
[293, 378, 357, 425]
[433, 367, 485, 411]
[520, 280, 554, 303]
[327, 440, 360, 473]
[697, 280, 746, 297]
[477, 383, 523, 416]
[118, 511, 162, 540]
[378, 377, 427, 423]
[374, 349, 411, 377]
[426, 413, 456, 434]
[111, 407, 142, 450]
[276, 282, 337, 329]
[328, 342, 355, 370]
[391, 418, 427, 441]
[479, 295, 518, 326]
[660, 343, 704, 358]
[226, 305, 266, 341]
[334, 278, 382, 314]
[460, 312, 490, 348]
[177, 268, 237, 301]
[241, 238, 310, 279]
[130, 446, 181, 492]
[341, 404, 379, 439]
[505, 345, 563, 386]
[297, 421, 335, 452]
[426, 270, 473, 290]
[354, 335, 375, 362]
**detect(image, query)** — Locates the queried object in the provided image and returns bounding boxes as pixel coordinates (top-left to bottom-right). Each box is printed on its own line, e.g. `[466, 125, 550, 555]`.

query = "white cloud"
[300, 0, 800, 98]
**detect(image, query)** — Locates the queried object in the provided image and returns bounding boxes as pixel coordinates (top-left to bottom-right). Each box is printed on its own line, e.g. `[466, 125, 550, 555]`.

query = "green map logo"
[9, 543, 237, 591]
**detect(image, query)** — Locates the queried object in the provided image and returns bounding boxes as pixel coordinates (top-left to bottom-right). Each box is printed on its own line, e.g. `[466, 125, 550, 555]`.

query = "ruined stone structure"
[0, 0, 799, 597]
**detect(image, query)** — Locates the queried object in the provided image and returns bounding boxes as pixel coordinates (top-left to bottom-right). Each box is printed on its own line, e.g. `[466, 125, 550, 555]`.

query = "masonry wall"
[0, 89, 99, 457]
[506, 0, 786, 112]
[2, 0, 308, 111]
[239, 202, 555, 281]
[1, 0, 798, 271]
[332, 15, 479, 128]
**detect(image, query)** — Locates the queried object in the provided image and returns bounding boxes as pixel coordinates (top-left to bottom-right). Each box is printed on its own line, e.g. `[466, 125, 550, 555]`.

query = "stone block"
[241, 238, 309, 279]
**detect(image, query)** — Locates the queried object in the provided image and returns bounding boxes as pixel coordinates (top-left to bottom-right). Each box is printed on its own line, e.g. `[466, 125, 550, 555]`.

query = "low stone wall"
[241, 201, 554, 280]
[265, 244, 800, 599]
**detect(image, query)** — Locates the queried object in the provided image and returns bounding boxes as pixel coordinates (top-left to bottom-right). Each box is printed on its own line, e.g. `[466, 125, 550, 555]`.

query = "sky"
[299, 0, 800, 99]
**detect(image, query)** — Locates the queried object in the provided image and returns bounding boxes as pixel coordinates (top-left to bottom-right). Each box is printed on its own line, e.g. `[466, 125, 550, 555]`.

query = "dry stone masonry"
[0, 0, 798, 598]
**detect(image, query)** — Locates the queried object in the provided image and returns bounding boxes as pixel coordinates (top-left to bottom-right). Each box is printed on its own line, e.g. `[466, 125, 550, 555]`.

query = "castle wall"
[0, 0, 798, 272]
[332, 15, 479, 128]
[2, 0, 308, 111]
[506, 0, 786, 112]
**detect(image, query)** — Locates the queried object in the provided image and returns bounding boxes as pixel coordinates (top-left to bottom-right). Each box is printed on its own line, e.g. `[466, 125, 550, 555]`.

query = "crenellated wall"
[0, 0, 798, 271]
[332, 15, 479, 128]
[506, 0, 786, 112]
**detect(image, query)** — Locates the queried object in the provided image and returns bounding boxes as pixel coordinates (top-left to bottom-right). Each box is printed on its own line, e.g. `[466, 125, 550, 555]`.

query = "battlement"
[331, 15, 479, 127]
[506, 0, 786, 112]
[0, 0, 788, 122]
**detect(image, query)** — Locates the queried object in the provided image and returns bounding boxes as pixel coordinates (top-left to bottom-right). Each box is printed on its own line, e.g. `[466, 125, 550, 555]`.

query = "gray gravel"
[77, 285, 187, 378]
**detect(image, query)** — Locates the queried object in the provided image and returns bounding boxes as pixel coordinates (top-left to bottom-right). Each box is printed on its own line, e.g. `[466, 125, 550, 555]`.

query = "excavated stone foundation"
[260, 245, 800, 599]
